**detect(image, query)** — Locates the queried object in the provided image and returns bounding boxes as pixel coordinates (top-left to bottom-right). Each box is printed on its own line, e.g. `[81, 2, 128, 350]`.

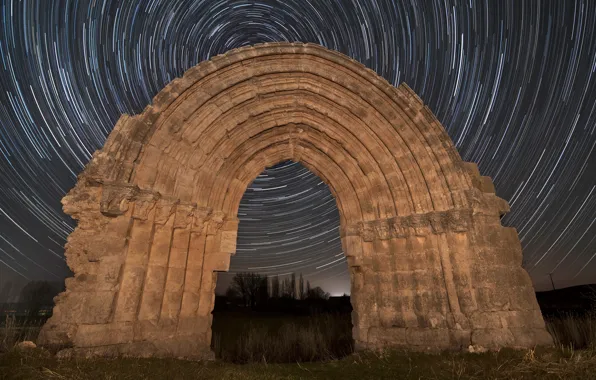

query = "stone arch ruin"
[39, 43, 552, 359]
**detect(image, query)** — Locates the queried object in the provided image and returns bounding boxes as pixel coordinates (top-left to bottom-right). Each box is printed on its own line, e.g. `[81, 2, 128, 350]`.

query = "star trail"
[0, 0, 595, 295]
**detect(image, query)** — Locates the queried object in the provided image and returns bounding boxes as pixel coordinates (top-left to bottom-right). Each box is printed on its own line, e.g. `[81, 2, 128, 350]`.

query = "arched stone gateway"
[39, 43, 552, 359]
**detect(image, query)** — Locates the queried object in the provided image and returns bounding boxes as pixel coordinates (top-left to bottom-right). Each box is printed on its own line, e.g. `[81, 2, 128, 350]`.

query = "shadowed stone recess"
[39, 43, 552, 360]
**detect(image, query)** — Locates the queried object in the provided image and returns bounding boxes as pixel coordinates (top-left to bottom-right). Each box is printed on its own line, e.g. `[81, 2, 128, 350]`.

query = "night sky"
[0, 1, 595, 297]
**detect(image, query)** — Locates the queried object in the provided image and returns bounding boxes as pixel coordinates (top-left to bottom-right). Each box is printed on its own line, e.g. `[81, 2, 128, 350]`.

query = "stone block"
[138, 290, 165, 321]
[406, 328, 451, 348]
[497, 310, 546, 329]
[220, 230, 237, 253]
[80, 291, 116, 324]
[182, 268, 204, 292]
[416, 312, 447, 329]
[179, 291, 200, 317]
[412, 291, 437, 314]
[368, 327, 407, 347]
[479, 176, 495, 193]
[168, 247, 189, 268]
[161, 291, 183, 320]
[378, 306, 400, 327]
[143, 265, 168, 292]
[164, 268, 186, 292]
[117, 341, 159, 358]
[394, 271, 415, 289]
[149, 226, 174, 266]
[51, 291, 87, 324]
[475, 287, 510, 311]
[177, 315, 210, 336]
[38, 322, 78, 347]
[508, 286, 540, 311]
[372, 253, 393, 273]
[105, 215, 135, 238]
[377, 283, 394, 307]
[74, 322, 134, 347]
[406, 236, 426, 253]
[197, 290, 215, 316]
[469, 311, 502, 329]
[114, 265, 146, 321]
[455, 288, 477, 313]
[134, 319, 177, 342]
[171, 229, 191, 248]
[204, 252, 230, 271]
[471, 328, 515, 348]
[509, 328, 553, 347]
[96, 256, 123, 289]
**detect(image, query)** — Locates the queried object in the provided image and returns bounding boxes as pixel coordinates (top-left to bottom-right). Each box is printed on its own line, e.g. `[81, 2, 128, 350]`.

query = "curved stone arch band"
[39, 42, 551, 359]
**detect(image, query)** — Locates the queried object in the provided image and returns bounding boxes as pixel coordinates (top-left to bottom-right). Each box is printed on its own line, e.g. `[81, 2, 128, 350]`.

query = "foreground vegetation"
[2, 345, 596, 379]
[2, 310, 596, 379]
[211, 312, 353, 363]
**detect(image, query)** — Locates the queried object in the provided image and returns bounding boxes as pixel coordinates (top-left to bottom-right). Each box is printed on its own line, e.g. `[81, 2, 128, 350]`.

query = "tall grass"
[211, 311, 596, 364]
[0, 316, 43, 352]
[545, 312, 596, 349]
[2, 311, 596, 364]
[212, 313, 354, 363]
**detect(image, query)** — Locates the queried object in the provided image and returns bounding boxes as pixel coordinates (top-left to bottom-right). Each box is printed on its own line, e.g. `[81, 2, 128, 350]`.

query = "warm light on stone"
[38, 42, 552, 360]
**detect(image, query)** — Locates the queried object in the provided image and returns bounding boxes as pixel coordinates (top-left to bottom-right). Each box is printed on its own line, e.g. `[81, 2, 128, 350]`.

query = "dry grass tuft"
[0, 316, 43, 352]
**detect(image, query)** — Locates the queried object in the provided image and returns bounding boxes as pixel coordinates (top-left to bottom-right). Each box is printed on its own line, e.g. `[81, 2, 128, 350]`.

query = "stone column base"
[55, 338, 215, 361]
[361, 326, 552, 352]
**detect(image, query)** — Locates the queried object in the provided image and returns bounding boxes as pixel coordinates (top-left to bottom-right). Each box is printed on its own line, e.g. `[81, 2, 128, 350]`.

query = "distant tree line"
[20, 280, 63, 318]
[0, 280, 63, 319]
[225, 272, 330, 309]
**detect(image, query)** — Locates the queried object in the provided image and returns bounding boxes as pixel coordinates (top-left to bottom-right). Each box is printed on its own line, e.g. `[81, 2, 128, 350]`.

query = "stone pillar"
[340, 225, 369, 349]
[466, 212, 552, 348]
[137, 199, 177, 323]
[113, 193, 158, 322]
[355, 213, 466, 350]
[344, 203, 551, 351]
[159, 204, 193, 326]
[177, 208, 210, 340]
[132, 200, 217, 359]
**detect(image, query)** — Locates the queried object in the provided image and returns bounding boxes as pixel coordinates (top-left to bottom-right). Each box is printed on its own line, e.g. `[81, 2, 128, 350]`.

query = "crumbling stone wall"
[39, 43, 552, 359]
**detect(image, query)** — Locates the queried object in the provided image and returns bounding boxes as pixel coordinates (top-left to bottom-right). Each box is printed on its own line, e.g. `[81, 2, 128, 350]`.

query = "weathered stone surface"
[40, 42, 551, 359]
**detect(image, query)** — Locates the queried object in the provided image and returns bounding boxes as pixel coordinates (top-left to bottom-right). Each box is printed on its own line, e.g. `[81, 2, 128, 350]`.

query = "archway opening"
[211, 160, 354, 362]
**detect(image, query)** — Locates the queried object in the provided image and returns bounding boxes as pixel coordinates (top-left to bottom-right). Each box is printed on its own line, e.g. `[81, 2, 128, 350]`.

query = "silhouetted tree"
[281, 277, 291, 298]
[20, 281, 59, 317]
[0, 281, 12, 303]
[229, 272, 268, 308]
[290, 273, 296, 299]
[299, 273, 305, 300]
[307, 286, 330, 300]
[225, 287, 240, 303]
[271, 275, 280, 298]
[306, 280, 311, 297]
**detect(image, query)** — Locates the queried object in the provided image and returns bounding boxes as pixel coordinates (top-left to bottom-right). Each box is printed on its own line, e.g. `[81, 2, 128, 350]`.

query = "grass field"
[1, 311, 596, 379]
[2, 345, 596, 379]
